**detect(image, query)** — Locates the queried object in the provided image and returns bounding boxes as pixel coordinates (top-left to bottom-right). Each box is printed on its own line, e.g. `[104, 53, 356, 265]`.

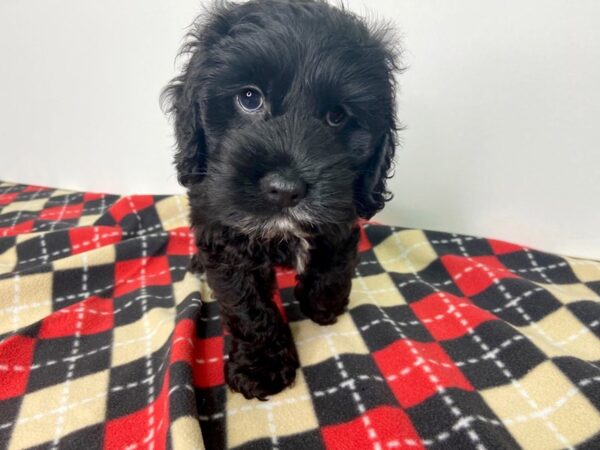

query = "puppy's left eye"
[237, 87, 264, 113]
[325, 106, 348, 127]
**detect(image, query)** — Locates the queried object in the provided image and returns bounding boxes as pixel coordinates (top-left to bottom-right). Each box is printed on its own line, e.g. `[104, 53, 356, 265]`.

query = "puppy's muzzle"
[260, 171, 307, 208]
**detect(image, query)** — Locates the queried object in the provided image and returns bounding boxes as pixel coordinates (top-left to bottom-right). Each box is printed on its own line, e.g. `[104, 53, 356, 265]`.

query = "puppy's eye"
[325, 106, 348, 127]
[237, 87, 264, 113]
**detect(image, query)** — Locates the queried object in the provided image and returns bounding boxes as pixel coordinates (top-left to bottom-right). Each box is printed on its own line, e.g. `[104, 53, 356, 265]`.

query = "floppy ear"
[354, 130, 396, 220]
[162, 1, 243, 188]
[161, 70, 207, 188]
[160, 18, 214, 187]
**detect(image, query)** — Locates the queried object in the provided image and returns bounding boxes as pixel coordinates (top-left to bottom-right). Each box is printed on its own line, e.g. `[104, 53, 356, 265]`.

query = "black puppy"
[163, 0, 400, 400]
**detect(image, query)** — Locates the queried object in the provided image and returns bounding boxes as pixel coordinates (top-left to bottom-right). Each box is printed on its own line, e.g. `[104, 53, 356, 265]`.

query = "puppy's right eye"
[325, 106, 348, 128]
[237, 87, 264, 113]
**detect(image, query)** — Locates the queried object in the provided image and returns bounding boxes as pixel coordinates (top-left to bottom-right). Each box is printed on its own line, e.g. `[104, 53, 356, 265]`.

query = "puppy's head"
[162, 0, 400, 235]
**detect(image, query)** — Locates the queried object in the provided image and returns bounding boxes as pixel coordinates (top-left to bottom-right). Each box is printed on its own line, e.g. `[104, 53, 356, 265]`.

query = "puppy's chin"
[233, 211, 309, 241]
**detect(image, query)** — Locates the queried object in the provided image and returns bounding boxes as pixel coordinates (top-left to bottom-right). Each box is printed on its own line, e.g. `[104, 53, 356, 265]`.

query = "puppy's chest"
[265, 236, 311, 274]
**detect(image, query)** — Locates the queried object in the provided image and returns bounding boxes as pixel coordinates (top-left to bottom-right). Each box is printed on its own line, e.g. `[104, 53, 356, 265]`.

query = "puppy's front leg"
[295, 226, 360, 325]
[198, 237, 299, 400]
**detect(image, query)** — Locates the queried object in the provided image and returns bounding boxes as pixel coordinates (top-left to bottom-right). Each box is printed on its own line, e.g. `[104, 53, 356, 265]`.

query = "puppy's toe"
[299, 301, 345, 325]
[225, 343, 299, 400]
[295, 285, 349, 325]
[226, 361, 297, 401]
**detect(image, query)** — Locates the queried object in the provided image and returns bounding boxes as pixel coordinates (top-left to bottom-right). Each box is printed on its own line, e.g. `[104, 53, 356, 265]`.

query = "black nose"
[260, 172, 307, 208]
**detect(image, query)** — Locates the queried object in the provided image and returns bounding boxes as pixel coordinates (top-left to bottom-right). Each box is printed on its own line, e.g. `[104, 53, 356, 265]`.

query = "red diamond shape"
[374, 339, 474, 408]
[441, 255, 518, 297]
[411, 292, 497, 341]
[323, 406, 423, 450]
[39, 296, 114, 339]
[69, 225, 122, 254]
[40, 203, 84, 221]
[114, 256, 171, 297]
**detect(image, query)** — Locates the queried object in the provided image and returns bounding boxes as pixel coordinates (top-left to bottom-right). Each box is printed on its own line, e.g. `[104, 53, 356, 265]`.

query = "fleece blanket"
[0, 180, 599, 450]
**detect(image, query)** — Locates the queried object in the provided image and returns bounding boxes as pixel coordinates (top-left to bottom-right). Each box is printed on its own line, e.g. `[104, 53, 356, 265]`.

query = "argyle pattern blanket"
[0, 181, 599, 450]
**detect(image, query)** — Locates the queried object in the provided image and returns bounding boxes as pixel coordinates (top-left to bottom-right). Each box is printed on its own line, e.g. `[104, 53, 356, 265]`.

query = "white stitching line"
[1, 187, 44, 237]
[52, 294, 176, 317]
[265, 406, 279, 450]
[47, 193, 72, 233]
[0, 185, 28, 195]
[197, 394, 314, 421]
[3, 229, 192, 269]
[384, 415, 502, 447]
[0, 292, 176, 318]
[89, 225, 103, 251]
[357, 282, 600, 347]
[139, 233, 157, 450]
[0, 308, 522, 375]
[96, 294, 200, 449]
[28, 206, 104, 220]
[198, 373, 600, 447]
[448, 234, 572, 448]
[0, 299, 201, 373]
[555, 319, 600, 347]
[50, 253, 88, 449]
[358, 239, 433, 269]
[0, 197, 188, 247]
[524, 250, 583, 297]
[445, 258, 600, 348]
[500, 375, 600, 425]
[296, 331, 526, 370]
[0, 209, 109, 227]
[320, 323, 382, 450]
[518, 249, 600, 369]
[357, 231, 600, 275]
[0, 265, 190, 319]
[38, 230, 50, 268]
[0, 349, 191, 432]
[382, 368, 599, 450]
[357, 235, 479, 268]
[354, 263, 486, 450]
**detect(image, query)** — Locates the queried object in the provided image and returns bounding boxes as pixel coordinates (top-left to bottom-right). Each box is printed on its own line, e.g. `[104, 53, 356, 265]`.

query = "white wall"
[1, 0, 599, 259]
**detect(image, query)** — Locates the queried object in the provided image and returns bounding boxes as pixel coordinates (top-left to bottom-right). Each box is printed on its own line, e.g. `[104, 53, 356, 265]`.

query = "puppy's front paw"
[226, 339, 299, 400]
[295, 283, 350, 325]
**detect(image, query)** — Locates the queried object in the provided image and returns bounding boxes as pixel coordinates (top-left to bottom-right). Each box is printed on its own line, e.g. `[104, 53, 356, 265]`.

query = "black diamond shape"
[499, 250, 580, 284]
[106, 340, 169, 420]
[28, 330, 112, 393]
[553, 356, 600, 412]
[363, 224, 395, 248]
[113, 285, 174, 327]
[350, 303, 433, 353]
[424, 231, 494, 257]
[471, 279, 563, 326]
[303, 354, 397, 427]
[407, 388, 519, 449]
[52, 264, 115, 308]
[441, 321, 547, 390]
[355, 249, 387, 278]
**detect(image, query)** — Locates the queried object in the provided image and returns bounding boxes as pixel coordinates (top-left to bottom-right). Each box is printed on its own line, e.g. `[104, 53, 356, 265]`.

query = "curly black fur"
[162, 0, 400, 400]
